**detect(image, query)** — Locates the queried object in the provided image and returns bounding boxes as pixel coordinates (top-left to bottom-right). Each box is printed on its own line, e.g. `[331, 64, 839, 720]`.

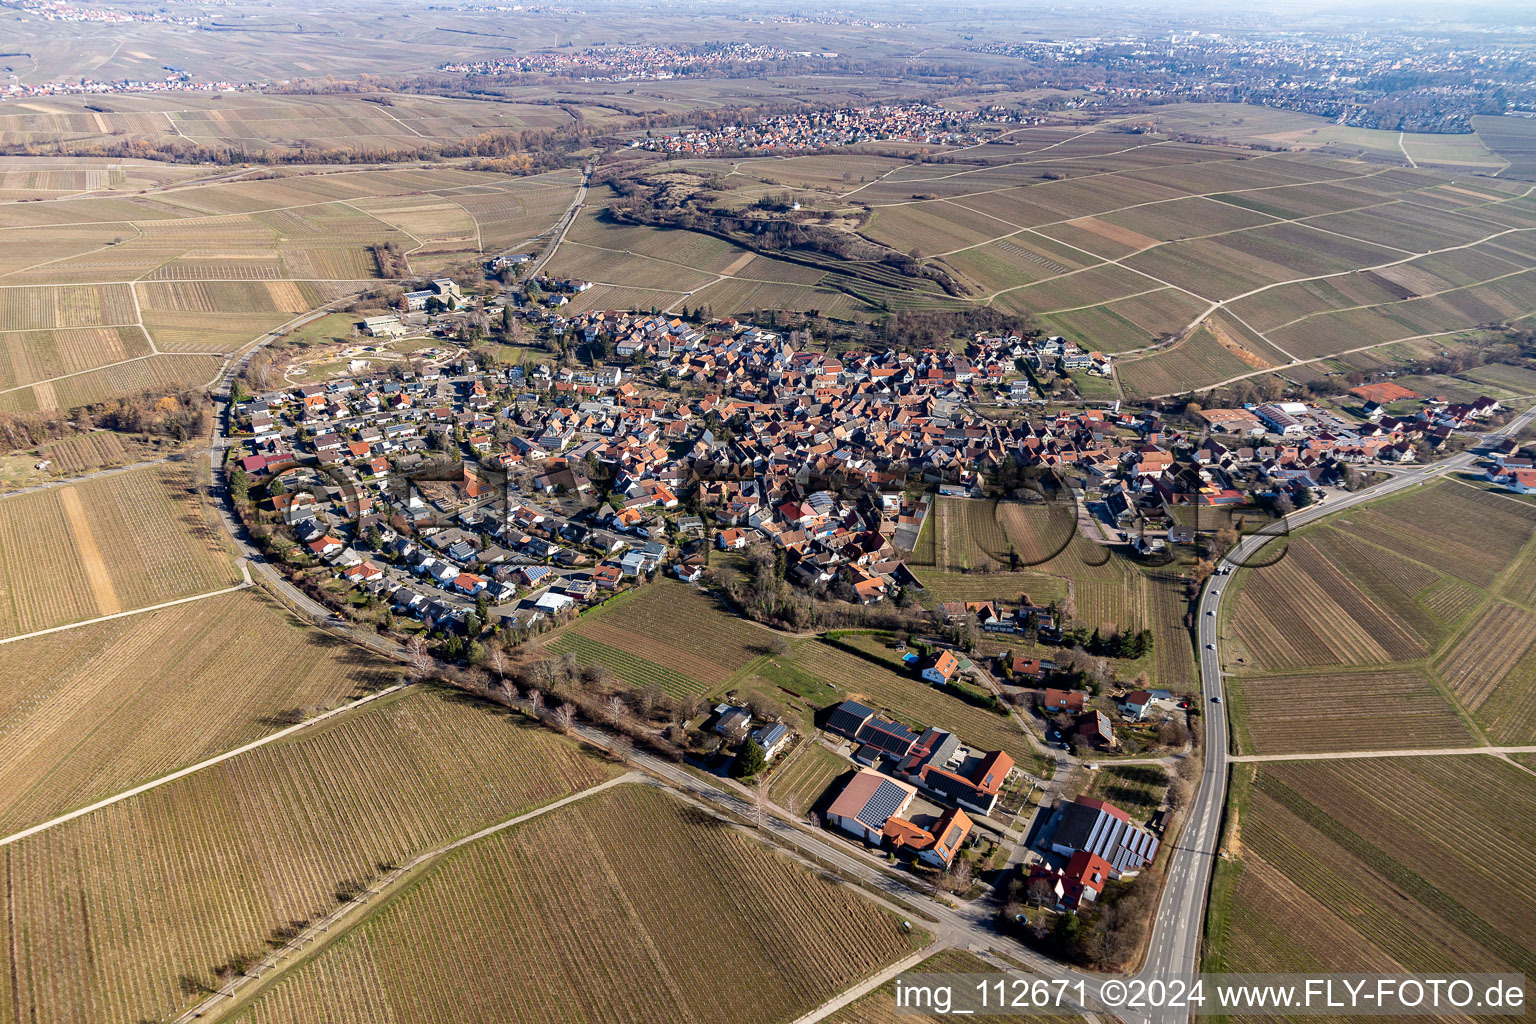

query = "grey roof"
[827, 700, 876, 737]
[754, 723, 789, 749]
[855, 780, 912, 833]
[1055, 798, 1160, 874]
[855, 716, 918, 756]
[898, 727, 959, 776]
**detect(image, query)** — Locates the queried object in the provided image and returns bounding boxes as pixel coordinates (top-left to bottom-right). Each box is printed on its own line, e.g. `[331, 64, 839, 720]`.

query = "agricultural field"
[0, 589, 395, 834]
[931, 496, 1074, 572]
[1117, 322, 1275, 399]
[231, 783, 924, 1024]
[768, 741, 852, 813]
[941, 234, 1097, 295]
[1204, 758, 1536, 980]
[701, 117, 1536, 391]
[1222, 669, 1475, 755]
[1433, 603, 1536, 716]
[1147, 573, 1198, 691]
[545, 241, 720, 293]
[543, 581, 769, 698]
[1224, 480, 1536, 751]
[563, 205, 750, 274]
[0, 162, 535, 411]
[789, 636, 1044, 775]
[823, 948, 1064, 1024]
[1147, 103, 1506, 170]
[1459, 361, 1536, 395]
[0, 283, 138, 332]
[0, 687, 619, 1024]
[916, 568, 1068, 607]
[0, 92, 598, 154]
[0, 462, 238, 637]
[1039, 288, 1209, 353]
[923, 497, 1155, 640]
[1223, 533, 1435, 671]
[687, 275, 872, 319]
[1330, 481, 1536, 590]
[1084, 764, 1169, 819]
[0, 326, 152, 392]
[1473, 115, 1536, 180]
[0, 353, 226, 413]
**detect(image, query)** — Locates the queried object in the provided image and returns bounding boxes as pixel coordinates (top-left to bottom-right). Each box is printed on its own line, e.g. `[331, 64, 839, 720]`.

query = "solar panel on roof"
[855, 717, 917, 754]
[856, 780, 910, 832]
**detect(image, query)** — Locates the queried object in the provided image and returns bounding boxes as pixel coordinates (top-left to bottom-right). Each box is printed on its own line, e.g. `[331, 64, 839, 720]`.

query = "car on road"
[1211, 695, 1222, 703]
[1206, 609, 1215, 616]
[1205, 643, 1216, 650]
[1212, 589, 1221, 596]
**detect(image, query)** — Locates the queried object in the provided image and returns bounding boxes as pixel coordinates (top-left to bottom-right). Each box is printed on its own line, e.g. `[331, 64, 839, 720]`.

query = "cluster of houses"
[632, 103, 993, 155]
[235, 304, 1504, 642]
[817, 697, 1017, 869]
[1028, 794, 1161, 911]
[1002, 333, 1114, 389]
[1484, 438, 1536, 494]
[1195, 385, 1504, 480]
[439, 42, 798, 81]
[712, 704, 793, 760]
[1035, 685, 1182, 752]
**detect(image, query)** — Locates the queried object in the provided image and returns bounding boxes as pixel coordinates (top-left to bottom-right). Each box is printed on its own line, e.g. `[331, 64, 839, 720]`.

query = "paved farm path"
[0, 455, 177, 499]
[0, 573, 251, 649]
[1228, 745, 1536, 763]
[0, 680, 407, 850]
[787, 943, 952, 1024]
[175, 771, 645, 1024]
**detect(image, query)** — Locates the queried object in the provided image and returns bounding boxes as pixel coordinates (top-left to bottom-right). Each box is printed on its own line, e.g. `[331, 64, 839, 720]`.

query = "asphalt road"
[522, 164, 589, 280]
[1135, 403, 1536, 1023]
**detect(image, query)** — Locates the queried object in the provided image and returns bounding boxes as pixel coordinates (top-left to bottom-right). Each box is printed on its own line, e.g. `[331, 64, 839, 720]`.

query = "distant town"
[634, 104, 995, 155]
[438, 42, 818, 81]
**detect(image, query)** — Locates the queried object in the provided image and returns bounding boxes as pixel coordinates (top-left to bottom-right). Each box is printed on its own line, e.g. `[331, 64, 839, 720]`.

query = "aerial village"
[224, 285, 1518, 937]
[632, 104, 1004, 154]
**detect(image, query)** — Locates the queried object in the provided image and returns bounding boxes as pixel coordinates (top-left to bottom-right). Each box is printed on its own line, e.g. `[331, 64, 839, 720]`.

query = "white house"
[534, 591, 575, 614]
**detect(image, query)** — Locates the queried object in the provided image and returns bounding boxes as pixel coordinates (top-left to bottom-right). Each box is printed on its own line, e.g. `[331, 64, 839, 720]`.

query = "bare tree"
[602, 694, 627, 727]
[753, 782, 770, 829]
[946, 857, 974, 894]
[783, 793, 799, 822]
[553, 702, 576, 733]
[405, 635, 433, 677]
[534, 658, 561, 692]
[610, 733, 634, 764]
[485, 644, 506, 682]
[638, 685, 662, 719]
[1029, 876, 1057, 907]
[807, 811, 820, 829]
[526, 687, 544, 717]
